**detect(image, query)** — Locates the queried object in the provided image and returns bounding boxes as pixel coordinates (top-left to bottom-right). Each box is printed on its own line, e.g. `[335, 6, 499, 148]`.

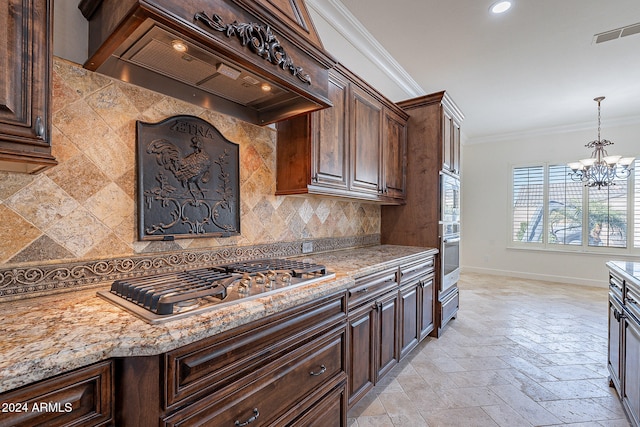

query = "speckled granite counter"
[607, 260, 640, 286]
[0, 245, 435, 394]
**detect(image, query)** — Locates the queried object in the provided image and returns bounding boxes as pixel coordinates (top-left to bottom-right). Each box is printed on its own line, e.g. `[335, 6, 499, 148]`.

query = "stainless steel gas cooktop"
[97, 259, 334, 324]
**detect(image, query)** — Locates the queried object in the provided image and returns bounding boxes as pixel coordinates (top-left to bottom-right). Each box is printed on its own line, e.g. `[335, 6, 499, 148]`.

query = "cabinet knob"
[35, 116, 45, 138]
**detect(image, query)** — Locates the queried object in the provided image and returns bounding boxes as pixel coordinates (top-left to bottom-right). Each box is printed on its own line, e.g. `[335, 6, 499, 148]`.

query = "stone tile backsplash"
[0, 58, 380, 266]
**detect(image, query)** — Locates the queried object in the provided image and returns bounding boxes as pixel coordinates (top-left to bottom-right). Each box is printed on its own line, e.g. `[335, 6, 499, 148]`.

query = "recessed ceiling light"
[490, 1, 512, 14]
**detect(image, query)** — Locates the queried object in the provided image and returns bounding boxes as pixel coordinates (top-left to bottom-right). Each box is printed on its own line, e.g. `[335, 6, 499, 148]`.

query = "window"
[512, 160, 638, 251]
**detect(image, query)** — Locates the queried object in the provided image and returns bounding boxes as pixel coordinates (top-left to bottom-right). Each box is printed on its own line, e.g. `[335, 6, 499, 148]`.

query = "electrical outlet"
[302, 241, 313, 254]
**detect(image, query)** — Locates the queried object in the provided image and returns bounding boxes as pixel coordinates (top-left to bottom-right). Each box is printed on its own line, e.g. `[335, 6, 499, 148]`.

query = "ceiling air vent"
[594, 22, 640, 44]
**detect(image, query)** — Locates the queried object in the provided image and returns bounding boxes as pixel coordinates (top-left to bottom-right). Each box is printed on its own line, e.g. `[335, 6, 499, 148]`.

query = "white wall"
[53, 1, 87, 64]
[461, 120, 640, 288]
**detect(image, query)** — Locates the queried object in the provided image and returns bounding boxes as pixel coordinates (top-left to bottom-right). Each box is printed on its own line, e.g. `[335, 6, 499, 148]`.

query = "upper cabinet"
[276, 64, 408, 204]
[382, 108, 408, 200]
[439, 94, 463, 175]
[0, 0, 56, 173]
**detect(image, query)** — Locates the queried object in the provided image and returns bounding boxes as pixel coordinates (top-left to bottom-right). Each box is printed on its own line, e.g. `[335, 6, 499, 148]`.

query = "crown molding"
[306, 0, 424, 98]
[466, 114, 640, 145]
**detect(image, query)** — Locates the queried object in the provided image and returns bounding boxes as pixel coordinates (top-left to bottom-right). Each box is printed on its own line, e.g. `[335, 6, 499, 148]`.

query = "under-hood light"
[171, 39, 188, 52]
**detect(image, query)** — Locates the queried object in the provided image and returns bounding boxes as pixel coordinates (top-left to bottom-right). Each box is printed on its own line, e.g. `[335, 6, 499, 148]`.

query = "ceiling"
[309, 0, 640, 142]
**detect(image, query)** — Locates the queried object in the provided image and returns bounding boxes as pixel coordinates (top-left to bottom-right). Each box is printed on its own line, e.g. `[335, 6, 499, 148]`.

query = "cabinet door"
[312, 70, 349, 191]
[442, 109, 453, 173]
[419, 276, 435, 340]
[0, 0, 56, 173]
[382, 107, 407, 201]
[350, 85, 382, 196]
[347, 304, 375, 407]
[624, 314, 640, 426]
[376, 291, 399, 381]
[399, 282, 419, 359]
[0, 361, 113, 427]
[609, 296, 623, 394]
[451, 119, 461, 175]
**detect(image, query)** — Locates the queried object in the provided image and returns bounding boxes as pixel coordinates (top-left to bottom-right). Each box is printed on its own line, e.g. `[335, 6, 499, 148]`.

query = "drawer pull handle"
[310, 365, 326, 376]
[235, 408, 259, 426]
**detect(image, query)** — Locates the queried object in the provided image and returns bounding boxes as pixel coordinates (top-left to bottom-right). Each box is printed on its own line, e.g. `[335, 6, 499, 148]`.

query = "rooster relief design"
[147, 136, 212, 200]
[138, 116, 240, 240]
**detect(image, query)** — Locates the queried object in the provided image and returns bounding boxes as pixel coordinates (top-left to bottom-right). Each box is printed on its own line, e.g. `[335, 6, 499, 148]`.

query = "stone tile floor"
[346, 272, 630, 426]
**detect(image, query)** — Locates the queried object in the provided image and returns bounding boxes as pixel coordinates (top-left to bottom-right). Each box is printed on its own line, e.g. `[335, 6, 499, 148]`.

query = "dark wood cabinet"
[0, 0, 57, 173]
[418, 276, 435, 340]
[381, 91, 464, 337]
[346, 267, 398, 407]
[350, 83, 382, 197]
[399, 257, 435, 358]
[312, 71, 350, 192]
[347, 300, 376, 407]
[382, 108, 407, 200]
[607, 262, 640, 427]
[609, 272, 624, 394]
[442, 109, 461, 175]
[625, 315, 640, 427]
[276, 64, 408, 204]
[346, 252, 435, 408]
[399, 281, 419, 359]
[114, 291, 348, 426]
[0, 361, 114, 427]
[375, 289, 399, 380]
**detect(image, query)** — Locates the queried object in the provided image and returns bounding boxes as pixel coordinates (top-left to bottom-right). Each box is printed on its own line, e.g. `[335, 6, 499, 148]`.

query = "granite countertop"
[0, 245, 436, 394]
[607, 260, 640, 285]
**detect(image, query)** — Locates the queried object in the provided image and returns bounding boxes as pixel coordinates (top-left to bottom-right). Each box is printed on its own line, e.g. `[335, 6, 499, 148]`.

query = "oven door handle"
[443, 237, 460, 244]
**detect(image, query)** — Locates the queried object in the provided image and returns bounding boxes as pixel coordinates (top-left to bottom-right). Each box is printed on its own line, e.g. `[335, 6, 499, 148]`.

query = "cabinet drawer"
[289, 381, 346, 427]
[610, 273, 624, 300]
[163, 327, 346, 427]
[400, 257, 435, 284]
[348, 268, 398, 308]
[626, 286, 640, 323]
[165, 292, 346, 409]
[0, 361, 113, 427]
[441, 288, 459, 325]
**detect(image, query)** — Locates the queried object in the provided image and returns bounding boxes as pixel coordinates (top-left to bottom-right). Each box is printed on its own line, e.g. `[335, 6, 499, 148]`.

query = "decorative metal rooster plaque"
[137, 115, 240, 240]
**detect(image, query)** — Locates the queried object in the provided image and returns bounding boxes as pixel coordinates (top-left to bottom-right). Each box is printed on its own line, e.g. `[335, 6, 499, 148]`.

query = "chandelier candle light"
[567, 96, 634, 189]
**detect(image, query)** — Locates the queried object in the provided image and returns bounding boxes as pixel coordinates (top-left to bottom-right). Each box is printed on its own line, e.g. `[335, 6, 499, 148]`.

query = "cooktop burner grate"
[98, 258, 334, 323]
[217, 259, 327, 277]
[110, 269, 233, 315]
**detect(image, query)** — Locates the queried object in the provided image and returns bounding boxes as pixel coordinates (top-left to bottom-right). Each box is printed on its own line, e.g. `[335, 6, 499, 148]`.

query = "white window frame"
[508, 160, 638, 255]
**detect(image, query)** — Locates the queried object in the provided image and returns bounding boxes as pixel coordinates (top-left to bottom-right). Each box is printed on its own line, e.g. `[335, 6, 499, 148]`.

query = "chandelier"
[567, 96, 634, 189]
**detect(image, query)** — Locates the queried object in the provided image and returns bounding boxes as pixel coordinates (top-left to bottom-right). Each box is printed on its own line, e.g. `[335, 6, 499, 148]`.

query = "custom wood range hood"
[78, 0, 336, 125]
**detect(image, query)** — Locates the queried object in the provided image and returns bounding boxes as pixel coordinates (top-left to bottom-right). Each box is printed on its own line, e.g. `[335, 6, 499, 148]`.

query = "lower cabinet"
[607, 262, 640, 427]
[116, 291, 348, 427]
[347, 252, 436, 409]
[346, 267, 398, 407]
[399, 257, 435, 358]
[0, 252, 438, 426]
[624, 314, 640, 427]
[0, 361, 114, 427]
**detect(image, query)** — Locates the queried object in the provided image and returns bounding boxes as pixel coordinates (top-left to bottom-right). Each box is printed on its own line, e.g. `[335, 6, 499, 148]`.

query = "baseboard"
[461, 266, 606, 288]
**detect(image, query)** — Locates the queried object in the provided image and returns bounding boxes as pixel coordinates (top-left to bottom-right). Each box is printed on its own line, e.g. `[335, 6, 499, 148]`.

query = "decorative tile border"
[0, 235, 380, 300]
